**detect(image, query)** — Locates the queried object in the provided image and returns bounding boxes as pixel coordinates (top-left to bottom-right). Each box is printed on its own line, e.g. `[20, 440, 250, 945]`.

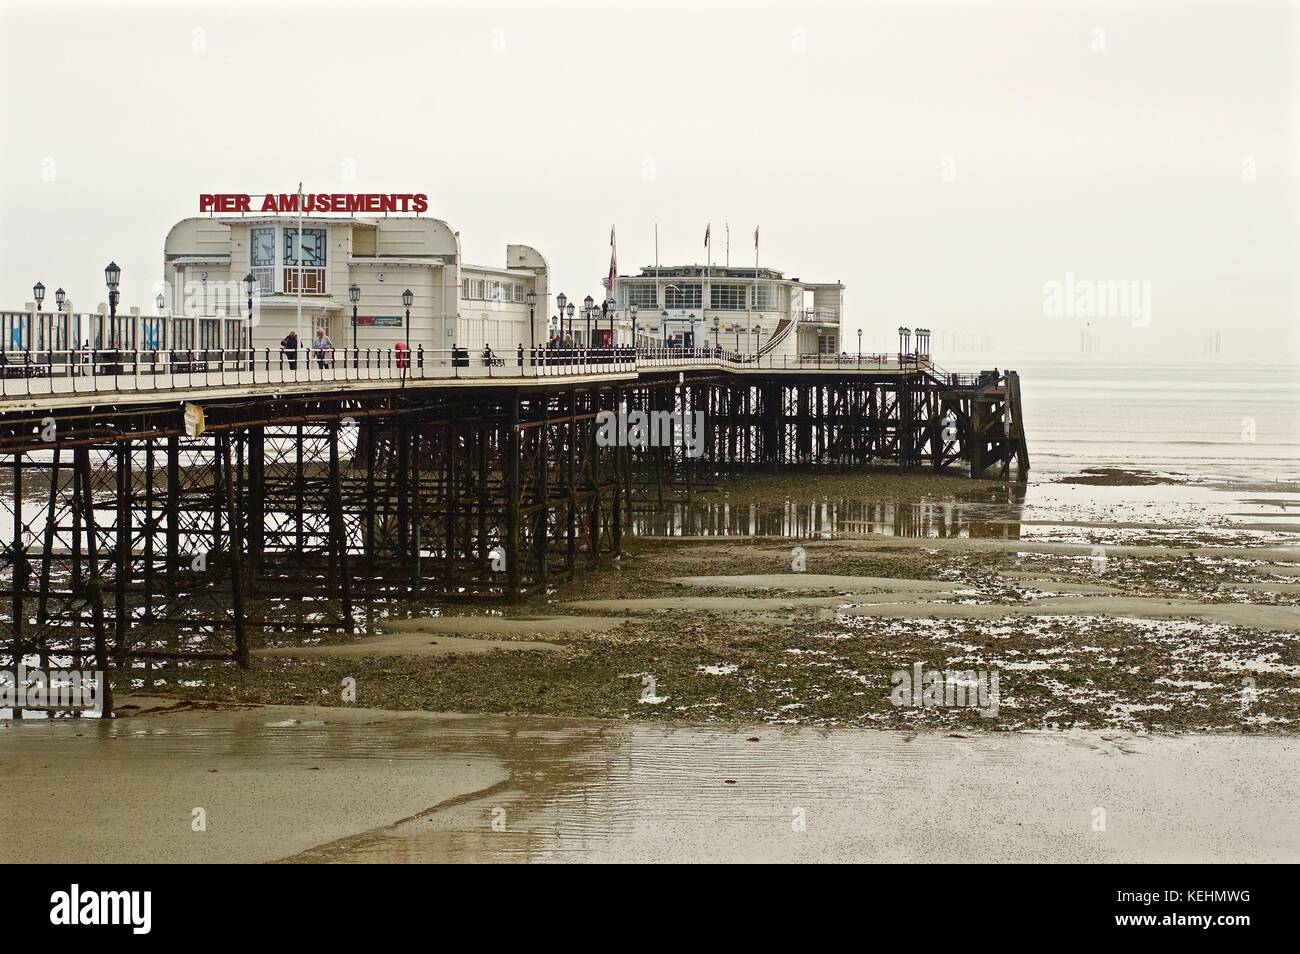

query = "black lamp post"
[525, 290, 537, 364]
[32, 281, 44, 357]
[583, 295, 594, 347]
[349, 282, 361, 366]
[55, 288, 66, 356]
[605, 297, 616, 346]
[898, 326, 911, 366]
[244, 271, 255, 367]
[857, 327, 862, 362]
[712, 315, 719, 349]
[630, 304, 638, 350]
[105, 261, 121, 349]
[661, 310, 669, 349]
[556, 291, 567, 340]
[402, 288, 414, 353]
[565, 302, 575, 342]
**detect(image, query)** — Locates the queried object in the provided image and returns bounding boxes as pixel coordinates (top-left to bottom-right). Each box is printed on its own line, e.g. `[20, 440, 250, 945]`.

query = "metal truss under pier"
[0, 366, 1026, 716]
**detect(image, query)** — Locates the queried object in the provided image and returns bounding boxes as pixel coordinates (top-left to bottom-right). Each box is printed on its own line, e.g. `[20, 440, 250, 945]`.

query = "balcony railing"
[799, 308, 841, 324]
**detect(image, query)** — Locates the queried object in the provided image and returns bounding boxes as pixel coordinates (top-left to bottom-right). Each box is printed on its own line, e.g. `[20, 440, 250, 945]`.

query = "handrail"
[0, 343, 983, 401]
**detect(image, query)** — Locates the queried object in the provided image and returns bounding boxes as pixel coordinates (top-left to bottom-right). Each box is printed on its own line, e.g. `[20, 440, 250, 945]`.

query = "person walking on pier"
[280, 329, 299, 370]
[312, 328, 334, 369]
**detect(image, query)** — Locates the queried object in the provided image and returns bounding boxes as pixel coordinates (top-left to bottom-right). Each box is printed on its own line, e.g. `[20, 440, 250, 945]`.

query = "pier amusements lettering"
[199, 192, 429, 214]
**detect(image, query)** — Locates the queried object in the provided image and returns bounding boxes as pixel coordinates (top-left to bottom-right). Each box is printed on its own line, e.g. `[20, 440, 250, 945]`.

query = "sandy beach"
[3, 700, 1296, 864]
[4, 462, 1299, 863]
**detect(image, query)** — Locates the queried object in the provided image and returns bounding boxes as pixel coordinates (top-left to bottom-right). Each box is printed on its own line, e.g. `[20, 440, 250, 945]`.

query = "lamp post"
[661, 310, 669, 349]
[403, 288, 414, 355]
[55, 288, 66, 358]
[556, 292, 568, 341]
[857, 327, 862, 363]
[565, 302, 575, 343]
[105, 260, 121, 349]
[898, 326, 911, 366]
[32, 281, 44, 358]
[605, 297, 616, 346]
[349, 282, 361, 367]
[243, 271, 255, 368]
[525, 290, 538, 364]
[687, 312, 696, 350]
[712, 315, 719, 349]
[630, 304, 638, 350]
[583, 295, 594, 347]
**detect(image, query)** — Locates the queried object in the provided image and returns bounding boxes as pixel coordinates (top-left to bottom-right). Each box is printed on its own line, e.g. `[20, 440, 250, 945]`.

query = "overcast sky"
[0, 0, 1295, 360]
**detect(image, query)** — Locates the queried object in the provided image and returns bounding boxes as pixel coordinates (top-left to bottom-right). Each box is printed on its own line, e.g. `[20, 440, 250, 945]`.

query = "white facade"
[607, 265, 843, 355]
[163, 214, 549, 360]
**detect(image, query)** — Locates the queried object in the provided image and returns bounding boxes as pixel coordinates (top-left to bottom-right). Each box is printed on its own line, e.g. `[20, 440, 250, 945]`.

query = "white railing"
[0, 344, 943, 400]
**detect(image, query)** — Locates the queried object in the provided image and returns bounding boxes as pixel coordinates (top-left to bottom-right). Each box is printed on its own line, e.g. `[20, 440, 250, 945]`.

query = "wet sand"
[2, 701, 1295, 864]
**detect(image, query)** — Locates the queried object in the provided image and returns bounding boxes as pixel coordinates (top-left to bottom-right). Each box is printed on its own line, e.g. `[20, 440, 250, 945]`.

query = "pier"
[0, 330, 1027, 716]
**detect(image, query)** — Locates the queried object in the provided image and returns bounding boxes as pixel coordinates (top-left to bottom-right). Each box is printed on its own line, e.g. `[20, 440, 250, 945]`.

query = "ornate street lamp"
[55, 287, 66, 311]
[857, 327, 862, 362]
[525, 290, 537, 359]
[243, 271, 255, 364]
[349, 282, 361, 366]
[403, 288, 414, 353]
[565, 301, 575, 342]
[105, 261, 121, 350]
[33, 281, 45, 312]
[630, 304, 638, 350]
[661, 310, 669, 348]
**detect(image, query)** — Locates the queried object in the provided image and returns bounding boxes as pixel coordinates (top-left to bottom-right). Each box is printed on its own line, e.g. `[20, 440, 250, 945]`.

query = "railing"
[799, 308, 841, 324]
[0, 344, 973, 400]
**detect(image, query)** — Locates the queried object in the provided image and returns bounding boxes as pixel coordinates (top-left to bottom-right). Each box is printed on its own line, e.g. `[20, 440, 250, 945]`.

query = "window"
[513, 283, 525, 303]
[624, 283, 658, 309]
[489, 281, 502, 303]
[284, 228, 326, 267]
[753, 284, 778, 311]
[665, 283, 702, 310]
[710, 284, 746, 310]
[251, 228, 275, 266]
[464, 278, 485, 300]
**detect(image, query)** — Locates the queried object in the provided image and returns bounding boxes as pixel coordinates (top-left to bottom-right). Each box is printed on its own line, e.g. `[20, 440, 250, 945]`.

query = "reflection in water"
[632, 484, 1028, 540]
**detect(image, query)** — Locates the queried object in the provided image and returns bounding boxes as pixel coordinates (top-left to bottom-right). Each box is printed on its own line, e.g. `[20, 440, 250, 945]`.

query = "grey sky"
[1, 0, 1295, 359]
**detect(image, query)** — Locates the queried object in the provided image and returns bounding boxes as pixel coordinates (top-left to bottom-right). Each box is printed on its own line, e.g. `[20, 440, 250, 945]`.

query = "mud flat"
[128, 469, 1300, 734]
[2, 701, 1295, 864]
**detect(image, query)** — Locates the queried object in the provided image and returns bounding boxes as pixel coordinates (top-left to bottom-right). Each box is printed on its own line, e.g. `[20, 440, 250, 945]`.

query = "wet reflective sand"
[3, 702, 1296, 864]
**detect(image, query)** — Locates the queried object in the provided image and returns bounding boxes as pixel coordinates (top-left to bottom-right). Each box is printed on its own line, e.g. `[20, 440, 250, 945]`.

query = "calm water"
[1011, 356, 1300, 482]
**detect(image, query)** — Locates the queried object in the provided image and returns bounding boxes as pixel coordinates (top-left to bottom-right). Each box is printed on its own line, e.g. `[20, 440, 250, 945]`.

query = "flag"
[704, 223, 711, 248]
[605, 225, 617, 293]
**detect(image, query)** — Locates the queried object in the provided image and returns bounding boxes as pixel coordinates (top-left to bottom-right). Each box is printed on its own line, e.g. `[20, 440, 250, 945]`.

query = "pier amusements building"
[163, 207, 550, 360]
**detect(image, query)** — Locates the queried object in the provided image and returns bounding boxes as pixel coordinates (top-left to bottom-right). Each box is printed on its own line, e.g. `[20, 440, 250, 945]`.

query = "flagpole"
[296, 182, 304, 336]
[751, 226, 758, 355]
